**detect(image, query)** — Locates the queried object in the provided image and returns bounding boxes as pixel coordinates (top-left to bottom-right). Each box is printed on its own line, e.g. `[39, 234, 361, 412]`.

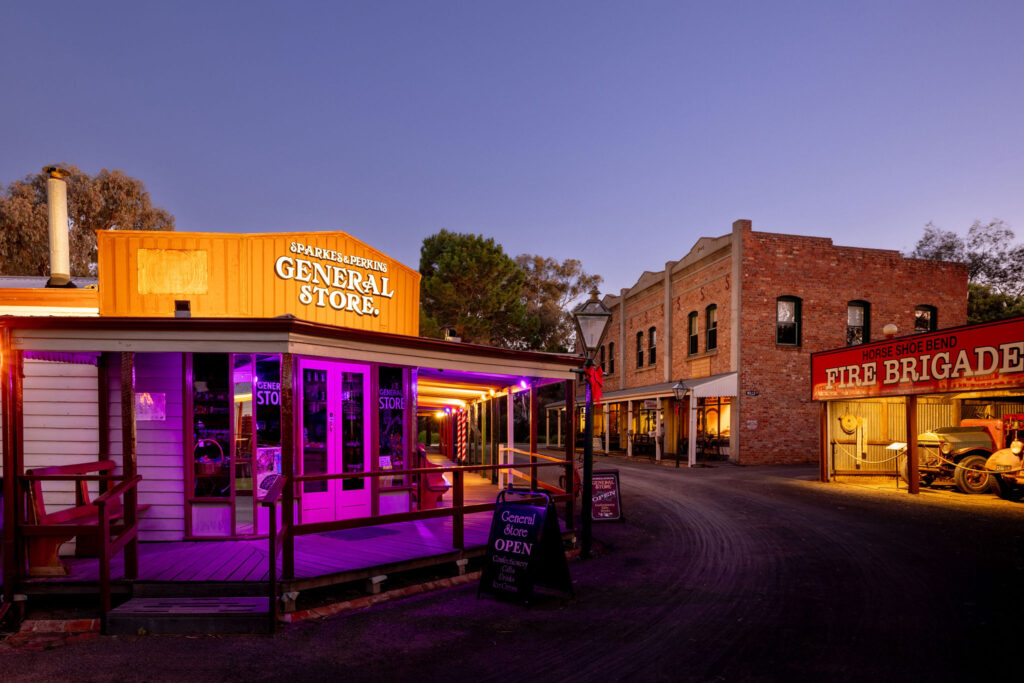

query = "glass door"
[299, 359, 371, 523]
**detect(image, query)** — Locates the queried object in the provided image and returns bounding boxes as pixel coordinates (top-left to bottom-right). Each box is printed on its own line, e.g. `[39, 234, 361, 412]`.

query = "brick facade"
[592, 219, 968, 465]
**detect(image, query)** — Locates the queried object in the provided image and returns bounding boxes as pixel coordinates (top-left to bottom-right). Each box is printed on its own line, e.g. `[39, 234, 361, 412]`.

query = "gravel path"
[4, 458, 1022, 681]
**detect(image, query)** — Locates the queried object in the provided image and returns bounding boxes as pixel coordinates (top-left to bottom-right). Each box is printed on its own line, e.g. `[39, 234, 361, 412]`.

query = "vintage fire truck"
[984, 414, 1024, 500]
[904, 416, 1018, 494]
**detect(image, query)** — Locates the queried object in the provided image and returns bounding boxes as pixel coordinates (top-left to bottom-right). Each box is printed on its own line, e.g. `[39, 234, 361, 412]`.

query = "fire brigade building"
[553, 219, 968, 466]
[812, 315, 1024, 496]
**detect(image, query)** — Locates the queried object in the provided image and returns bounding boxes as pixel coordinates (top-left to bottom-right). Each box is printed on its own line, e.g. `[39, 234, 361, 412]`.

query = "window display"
[193, 354, 231, 499]
[378, 366, 406, 487]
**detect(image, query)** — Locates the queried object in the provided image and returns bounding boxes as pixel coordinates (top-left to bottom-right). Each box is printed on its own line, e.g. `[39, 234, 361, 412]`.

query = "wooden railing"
[281, 451, 574, 581]
[19, 469, 143, 633]
[95, 475, 143, 632]
[262, 474, 288, 633]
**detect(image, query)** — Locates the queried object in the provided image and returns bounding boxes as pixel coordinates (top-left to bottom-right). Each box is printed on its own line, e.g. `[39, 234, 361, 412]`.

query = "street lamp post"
[571, 289, 612, 559]
[672, 380, 688, 468]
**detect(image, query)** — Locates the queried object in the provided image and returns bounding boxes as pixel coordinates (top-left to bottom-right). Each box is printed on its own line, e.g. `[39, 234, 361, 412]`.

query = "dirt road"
[5, 458, 1023, 681]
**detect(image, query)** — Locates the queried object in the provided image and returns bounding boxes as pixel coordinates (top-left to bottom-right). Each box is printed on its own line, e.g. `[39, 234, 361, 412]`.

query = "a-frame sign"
[479, 489, 573, 604]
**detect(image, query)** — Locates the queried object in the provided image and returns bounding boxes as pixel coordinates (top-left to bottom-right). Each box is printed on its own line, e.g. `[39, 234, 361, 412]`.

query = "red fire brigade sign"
[811, 316, 1024, 401]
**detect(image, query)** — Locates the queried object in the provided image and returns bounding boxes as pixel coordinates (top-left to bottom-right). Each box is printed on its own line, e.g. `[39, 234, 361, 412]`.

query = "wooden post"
[98, 499, 112, 633]
[627, 400, 634, 458]
[281, 353, 295, 579]
[1, 330, 21, 600]
[452, 469, 464, 549]
[529, 383, 538, 491]
[819, 402, 829, 483]
[490, 395, 498, 484]
[564, 379, 576, 529]
[907, 395, 920, 495]
[119, 352, 139, 579]
[98, 353, 110, 474]
[504, 389, 514, 488]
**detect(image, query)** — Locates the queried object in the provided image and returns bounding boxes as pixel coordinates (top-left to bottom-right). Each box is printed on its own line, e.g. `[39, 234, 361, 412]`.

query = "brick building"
[554, 219, 968, 465]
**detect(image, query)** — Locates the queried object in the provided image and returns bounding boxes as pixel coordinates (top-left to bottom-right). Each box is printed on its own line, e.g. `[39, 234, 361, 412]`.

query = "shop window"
[648, 326, 657, 366]
[253, 354, 282, 497]
[636, 331, 644, 368]
[600, 345, 606, 373]
[777, 296, 802, 345]
[847, 301, 870, 346]
[688, 311, 698, 355]
[915, 305, 937, 333]
[377, 366, 406, 487]
[192, 353, 231, 500]
[706, 305, 718, 351]
[608, 342, 615, 375]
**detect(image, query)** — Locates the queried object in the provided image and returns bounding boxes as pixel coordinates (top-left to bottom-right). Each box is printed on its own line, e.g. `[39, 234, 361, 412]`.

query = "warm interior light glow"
[435, 411, 445, 418]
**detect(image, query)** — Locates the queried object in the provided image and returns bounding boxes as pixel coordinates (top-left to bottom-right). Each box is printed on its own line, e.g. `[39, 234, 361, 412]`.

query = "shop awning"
[545, 371, 738, 409]
[680, 372, 737, 398]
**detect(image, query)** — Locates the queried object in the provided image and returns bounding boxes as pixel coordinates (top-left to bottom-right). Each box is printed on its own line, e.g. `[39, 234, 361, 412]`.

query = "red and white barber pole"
[457, 409, 467, 462]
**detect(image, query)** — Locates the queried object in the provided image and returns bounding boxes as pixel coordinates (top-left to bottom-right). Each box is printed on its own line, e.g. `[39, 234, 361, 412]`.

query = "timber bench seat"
[25, 459, 149, 577]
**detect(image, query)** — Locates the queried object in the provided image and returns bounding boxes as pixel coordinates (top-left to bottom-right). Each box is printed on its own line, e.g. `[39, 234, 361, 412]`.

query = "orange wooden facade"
[97, 231, 420, 335]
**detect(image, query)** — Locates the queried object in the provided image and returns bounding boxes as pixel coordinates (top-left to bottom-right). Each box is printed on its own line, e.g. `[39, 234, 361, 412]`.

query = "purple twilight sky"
[2, 1, 1022, 295]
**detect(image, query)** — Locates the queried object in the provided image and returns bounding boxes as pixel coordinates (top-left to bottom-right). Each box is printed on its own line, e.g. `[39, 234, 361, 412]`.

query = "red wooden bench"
[25, 459, 149, 576]
[416, 445, 451, 510]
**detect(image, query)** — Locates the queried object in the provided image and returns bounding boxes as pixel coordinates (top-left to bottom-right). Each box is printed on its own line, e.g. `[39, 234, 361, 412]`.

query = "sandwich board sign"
[591, 469, 623, 521]
[479, 489, 573, 604]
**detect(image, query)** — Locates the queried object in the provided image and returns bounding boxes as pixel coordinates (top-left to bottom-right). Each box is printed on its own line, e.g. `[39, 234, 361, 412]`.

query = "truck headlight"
[940, 441, 953, 455]
[1012, 440, 1023, 456]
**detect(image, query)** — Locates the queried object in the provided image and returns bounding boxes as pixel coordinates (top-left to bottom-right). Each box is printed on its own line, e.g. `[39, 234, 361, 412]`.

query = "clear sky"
[3, 1, 1022, 295]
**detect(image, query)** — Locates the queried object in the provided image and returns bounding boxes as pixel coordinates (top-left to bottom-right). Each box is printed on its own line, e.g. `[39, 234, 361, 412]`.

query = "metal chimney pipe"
[43, 165, 75, 288]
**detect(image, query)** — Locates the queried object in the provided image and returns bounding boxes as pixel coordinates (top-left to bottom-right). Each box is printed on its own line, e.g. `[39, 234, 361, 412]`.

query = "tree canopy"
[419, 230, 528, 347]
[908, 219, 1024, 324]
[418, 230, 602, 351]
[0, 164, 174, 276]
[515, 254, 602, 352]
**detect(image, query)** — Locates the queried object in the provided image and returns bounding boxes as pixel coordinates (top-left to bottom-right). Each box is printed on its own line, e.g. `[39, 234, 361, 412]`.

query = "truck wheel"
[897, 454, 934, 487]
[992, 474, 1024, 502]
[954, 454, 994, 494]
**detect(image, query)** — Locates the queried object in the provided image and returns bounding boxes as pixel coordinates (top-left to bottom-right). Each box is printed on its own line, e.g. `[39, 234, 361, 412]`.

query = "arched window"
[636, 331, 644, 368]
[648, 326, 657, 365]
[915, 305, 937, 333]
[706, 305, 718, 351]
[776, 296, 802, 346]
[688, 312, 699, 355]
[847, 301, 870, 346]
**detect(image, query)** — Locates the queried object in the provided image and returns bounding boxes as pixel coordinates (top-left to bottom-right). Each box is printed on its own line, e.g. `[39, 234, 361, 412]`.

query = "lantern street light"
[571, 289, 612, 558]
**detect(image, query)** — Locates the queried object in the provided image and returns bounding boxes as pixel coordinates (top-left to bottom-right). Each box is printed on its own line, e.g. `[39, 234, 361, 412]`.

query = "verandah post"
[907, 395, 919, 495]
[529, 383, 538, 491]
[564, 379, 576, 529]
[1, 329, 21, 600]
[281, 353, 296, 579]
[453, 469, 464, 549]
[120, 352, 138, 579]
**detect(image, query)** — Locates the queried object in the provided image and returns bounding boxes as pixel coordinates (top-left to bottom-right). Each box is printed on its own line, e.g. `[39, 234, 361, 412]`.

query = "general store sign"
[811, 316, 1024, 400]
[274, 240, 397, 317]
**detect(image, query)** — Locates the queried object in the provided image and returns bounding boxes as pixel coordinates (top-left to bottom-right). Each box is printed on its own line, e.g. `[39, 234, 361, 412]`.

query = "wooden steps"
[106, 596, 271, 635]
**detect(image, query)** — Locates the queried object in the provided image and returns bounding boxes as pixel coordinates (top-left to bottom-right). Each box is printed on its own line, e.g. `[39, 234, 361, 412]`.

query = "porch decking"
[12, 471, 570, 601]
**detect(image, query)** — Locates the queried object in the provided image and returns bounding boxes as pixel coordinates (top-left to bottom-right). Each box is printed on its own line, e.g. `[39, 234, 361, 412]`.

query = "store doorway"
[299, 359, 371, 523]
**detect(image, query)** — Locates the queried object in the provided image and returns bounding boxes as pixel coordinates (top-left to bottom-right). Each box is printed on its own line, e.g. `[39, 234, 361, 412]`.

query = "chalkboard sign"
[479, 489, 573, 604]
[592, 469, 623, 521]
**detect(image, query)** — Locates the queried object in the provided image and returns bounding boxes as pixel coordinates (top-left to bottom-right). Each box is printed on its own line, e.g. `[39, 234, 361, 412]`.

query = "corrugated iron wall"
[829, 397, 955, 474]
[96, 231, 421, 336]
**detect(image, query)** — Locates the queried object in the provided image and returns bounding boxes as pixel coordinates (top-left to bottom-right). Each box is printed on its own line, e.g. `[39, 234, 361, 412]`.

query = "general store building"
[0, 178, 581, 632]
[554, 219, 968, 466]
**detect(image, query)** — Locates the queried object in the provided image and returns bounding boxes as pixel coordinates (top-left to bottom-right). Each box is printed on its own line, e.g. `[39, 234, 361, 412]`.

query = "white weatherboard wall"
[107, 353, 185, 541]
[21, 358, 101, 553]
